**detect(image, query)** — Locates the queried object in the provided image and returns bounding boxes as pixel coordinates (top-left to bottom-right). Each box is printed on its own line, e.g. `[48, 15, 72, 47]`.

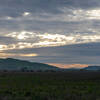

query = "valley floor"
[0, 71, 100, 100]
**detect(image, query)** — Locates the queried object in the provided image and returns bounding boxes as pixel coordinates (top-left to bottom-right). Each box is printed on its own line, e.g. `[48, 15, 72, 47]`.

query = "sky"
[0, 0, 100, 68]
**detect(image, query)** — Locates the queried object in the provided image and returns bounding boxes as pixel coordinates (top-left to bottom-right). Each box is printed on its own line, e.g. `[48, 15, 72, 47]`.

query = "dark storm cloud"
[0, 0, 99, 33]
[0, 18, 93, 34]
[0, 36, 18, 45]
[0, 20, 22, 32]
[0, 0, 63, 18]
[4, 42, 100, 64]
[0, 0, 99, 18]
[0, 0, 100, 17]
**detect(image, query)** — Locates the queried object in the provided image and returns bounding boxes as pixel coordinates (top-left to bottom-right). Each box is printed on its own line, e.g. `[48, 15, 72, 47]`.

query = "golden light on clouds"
[0, 53, 12, 58]
[0, 53, 38, 58]
[47, 63, 89, 69]
[0, 45, 8, 50]
[19, 53, 38, 57]
[87, 9, 100, 19]
[0, 31, 99, 51]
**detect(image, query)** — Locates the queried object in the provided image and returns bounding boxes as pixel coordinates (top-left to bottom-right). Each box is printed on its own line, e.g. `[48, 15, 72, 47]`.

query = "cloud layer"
[2, 42, 100, 65]
[0, 0, 100, 33]
[0, 0, 100, 65]
[0, 31, 100, 50]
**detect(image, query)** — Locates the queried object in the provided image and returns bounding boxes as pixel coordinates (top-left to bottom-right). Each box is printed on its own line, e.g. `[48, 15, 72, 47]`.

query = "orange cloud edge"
[47, 63, 89, 69]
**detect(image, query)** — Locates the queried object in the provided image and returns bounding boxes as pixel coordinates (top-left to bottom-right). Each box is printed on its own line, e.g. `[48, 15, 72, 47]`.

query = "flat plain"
[0, 71, 100, 100]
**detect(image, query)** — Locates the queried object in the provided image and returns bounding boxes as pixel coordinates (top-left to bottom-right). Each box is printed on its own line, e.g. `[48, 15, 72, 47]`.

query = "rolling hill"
[0, 58, 59, 71]
[83, 66, 100, 71]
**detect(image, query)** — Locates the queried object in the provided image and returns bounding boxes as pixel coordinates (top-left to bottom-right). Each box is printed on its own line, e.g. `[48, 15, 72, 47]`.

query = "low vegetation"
[0, 71, 100, 100]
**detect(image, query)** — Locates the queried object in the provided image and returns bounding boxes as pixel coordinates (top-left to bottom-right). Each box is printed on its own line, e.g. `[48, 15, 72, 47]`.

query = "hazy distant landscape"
[0, 58, 100, 71]
[0, 58, 99, 100]
[1, 0, 100, 99]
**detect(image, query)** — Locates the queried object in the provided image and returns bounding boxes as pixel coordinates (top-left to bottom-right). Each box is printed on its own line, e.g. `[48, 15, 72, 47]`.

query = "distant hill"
[83, 66, 100, 71]
[0, 58, 59, 71]
[1, 58, 100, 71]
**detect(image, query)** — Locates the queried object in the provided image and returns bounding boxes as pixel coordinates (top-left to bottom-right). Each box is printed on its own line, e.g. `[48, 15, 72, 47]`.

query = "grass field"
[0, 71, 100, 100]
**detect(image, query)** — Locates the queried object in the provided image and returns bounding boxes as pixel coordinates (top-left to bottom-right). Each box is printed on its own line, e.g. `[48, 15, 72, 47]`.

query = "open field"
[0, 71, 100, 100]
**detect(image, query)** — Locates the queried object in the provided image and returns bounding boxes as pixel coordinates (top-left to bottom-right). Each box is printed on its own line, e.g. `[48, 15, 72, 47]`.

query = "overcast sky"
[0, 0, 100, 66]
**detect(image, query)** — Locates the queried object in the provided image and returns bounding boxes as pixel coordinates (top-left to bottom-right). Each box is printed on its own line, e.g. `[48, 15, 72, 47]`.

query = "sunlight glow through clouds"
[73, 9, 100, 20]
[1, 31, 100, 51]
[0, 53, 38, 58]
[0, 45, 8, 50]
[87, 9, 100, 19]
[7, 31, 34, 40]
[23, 12, 30, 16]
